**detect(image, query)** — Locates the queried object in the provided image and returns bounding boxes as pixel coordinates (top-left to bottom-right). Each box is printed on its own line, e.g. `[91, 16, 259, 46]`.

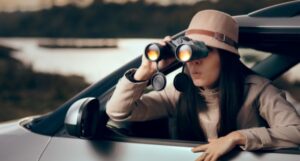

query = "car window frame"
[27, 50, 299, 135]
[23, 45, 300, 155]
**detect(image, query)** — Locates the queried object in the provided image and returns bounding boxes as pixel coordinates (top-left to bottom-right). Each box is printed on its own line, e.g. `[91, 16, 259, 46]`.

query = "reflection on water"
[0, 38, 158, 83]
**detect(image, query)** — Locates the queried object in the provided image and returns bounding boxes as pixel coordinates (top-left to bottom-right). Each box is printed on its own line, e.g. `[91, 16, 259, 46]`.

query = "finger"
[159, 36, 172, 45]
[164, 36, 172, 41]
[158, 59, 173, 69]
[204, 153, 213, 161]
[211, 155, 219, 161]
[192, 144, 208, 153]
[195, 153, 207, 161]
[159, 40, 166, 46]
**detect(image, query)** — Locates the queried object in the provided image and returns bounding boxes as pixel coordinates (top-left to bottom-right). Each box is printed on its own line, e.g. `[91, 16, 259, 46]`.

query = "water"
[0, 38, 158, 83]
[1, 38, 299, 84]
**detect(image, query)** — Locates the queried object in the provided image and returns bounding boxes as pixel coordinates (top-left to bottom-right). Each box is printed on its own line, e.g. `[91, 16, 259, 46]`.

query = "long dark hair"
[175, 49, 253, 141]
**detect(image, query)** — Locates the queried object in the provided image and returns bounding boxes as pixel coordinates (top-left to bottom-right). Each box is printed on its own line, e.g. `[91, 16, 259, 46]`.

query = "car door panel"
[39, 136, 300, 161]
[39, 136, 200, 161]
[0, 120, 50, 161]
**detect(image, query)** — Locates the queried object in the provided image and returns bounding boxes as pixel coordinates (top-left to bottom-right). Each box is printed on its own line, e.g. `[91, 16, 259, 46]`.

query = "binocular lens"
[177, 44, 192, 62]
[147, 50, 160, 61]
[145, 44, 160, 61]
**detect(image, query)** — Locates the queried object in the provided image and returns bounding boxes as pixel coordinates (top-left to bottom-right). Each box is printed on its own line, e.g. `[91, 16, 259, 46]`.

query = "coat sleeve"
[238, 84, 300, 150]
[106, 69, 179, 122]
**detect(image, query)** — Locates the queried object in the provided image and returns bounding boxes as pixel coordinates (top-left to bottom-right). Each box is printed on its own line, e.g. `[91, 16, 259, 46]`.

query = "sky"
[0, 0, 209, 12]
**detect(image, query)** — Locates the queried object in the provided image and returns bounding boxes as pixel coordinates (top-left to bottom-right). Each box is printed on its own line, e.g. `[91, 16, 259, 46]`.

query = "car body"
[1, 1, 300, 161]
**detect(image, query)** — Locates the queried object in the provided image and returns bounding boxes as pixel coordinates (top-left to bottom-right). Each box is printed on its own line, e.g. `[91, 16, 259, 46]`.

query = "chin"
[192, 79, 207, 87]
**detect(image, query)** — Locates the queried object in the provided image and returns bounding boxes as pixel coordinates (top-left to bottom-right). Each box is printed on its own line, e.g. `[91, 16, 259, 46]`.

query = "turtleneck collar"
[198, 87, 219, 95]
[198, 87, 220, 107]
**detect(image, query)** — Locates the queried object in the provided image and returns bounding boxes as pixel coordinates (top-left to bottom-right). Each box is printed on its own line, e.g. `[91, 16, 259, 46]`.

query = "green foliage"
[0, 47, 89, 122]
[0, 0, 293, 38]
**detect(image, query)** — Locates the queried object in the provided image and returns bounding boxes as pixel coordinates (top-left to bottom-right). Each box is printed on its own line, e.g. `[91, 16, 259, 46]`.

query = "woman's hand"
[134, 36, 175, 81]
[192, 131, 246, 161]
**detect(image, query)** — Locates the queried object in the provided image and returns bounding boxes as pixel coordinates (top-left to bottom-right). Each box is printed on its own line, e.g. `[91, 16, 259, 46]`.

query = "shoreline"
[38, 38, 118, 49]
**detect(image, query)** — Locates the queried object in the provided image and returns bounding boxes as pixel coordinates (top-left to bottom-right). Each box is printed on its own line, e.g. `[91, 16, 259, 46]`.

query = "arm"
[238, 84, 300, 150]
[106, 69, 179, 122]
[106, 36, 177, 122]
[191, 83, 300, 160]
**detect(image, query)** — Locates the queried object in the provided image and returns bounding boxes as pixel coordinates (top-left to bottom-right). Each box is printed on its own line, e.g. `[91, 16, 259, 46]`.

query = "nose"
[187, 59, 202, 66]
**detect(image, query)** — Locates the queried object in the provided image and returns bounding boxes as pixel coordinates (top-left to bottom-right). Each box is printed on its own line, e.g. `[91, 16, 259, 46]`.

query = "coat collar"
[245, 74, 271, 85]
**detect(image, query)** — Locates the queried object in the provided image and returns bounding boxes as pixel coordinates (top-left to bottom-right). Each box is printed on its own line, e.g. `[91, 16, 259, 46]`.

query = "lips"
[190, 70, 201, 74]
[191, 72, 202, 77]
[189, 68, 203, 77]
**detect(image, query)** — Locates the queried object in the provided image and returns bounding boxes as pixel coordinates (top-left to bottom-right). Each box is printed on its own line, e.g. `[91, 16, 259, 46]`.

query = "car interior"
[102, 47, 300, 139]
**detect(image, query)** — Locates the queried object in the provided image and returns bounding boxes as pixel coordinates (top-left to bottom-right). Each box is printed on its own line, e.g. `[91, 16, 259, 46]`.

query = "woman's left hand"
[191, 131, 246, 161]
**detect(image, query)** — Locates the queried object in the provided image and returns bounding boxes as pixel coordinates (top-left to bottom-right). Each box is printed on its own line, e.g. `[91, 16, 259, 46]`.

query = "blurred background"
[0, 0, 299, 122]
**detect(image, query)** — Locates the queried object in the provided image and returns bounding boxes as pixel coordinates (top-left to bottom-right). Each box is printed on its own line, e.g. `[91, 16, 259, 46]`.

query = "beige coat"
[106, 69, 300, 150]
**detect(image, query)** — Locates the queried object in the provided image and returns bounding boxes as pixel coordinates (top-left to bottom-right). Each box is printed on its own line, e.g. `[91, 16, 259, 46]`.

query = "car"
[1, 1, 300, 161]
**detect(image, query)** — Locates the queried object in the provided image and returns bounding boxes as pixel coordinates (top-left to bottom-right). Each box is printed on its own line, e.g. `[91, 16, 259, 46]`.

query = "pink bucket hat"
[185, 10, 239, 55]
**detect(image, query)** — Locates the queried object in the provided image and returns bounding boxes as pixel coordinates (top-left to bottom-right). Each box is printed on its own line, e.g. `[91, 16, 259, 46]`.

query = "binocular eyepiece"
[144, 36, 210, 63]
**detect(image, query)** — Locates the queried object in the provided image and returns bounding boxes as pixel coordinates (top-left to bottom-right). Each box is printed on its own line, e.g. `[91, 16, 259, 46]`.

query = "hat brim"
[186, 34, 239, 55]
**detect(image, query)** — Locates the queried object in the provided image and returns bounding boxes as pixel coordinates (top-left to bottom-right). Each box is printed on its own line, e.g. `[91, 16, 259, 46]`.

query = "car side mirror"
[64, 97, 100, 139]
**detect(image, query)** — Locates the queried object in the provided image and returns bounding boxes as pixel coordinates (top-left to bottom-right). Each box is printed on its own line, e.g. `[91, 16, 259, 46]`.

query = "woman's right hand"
[134, 36, 175, 81]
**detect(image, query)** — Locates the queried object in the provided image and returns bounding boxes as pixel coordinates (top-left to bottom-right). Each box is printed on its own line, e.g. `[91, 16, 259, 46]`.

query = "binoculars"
[144, 36, 211, 92]
[145, 36, 210, 63]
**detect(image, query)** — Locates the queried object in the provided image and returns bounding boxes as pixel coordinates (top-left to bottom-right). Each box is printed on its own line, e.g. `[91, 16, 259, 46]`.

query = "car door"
[38, 136, 202, 161]
[38, 132, 300, 161]
[39, 63, 300, 161]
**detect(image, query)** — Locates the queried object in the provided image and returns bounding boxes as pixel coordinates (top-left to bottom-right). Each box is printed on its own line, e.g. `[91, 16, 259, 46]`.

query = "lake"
[0, 38, 157, 83]
[0, 37, 299, 84]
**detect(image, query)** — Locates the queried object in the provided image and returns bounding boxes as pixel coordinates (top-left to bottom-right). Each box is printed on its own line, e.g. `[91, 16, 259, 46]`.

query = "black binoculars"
[144, 36, 211, 92]
[144, 36, 210, 63]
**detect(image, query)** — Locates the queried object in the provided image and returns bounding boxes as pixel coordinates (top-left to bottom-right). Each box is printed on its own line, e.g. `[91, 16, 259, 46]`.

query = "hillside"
[0, 45, 89, 122]
[0, 0, 293, 38]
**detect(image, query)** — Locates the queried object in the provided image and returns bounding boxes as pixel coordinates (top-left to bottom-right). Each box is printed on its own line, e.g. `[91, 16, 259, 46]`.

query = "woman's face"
[186, 48, 221, 89]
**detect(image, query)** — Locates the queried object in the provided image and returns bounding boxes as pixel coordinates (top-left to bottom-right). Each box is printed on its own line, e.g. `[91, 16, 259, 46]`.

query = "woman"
[106, 10, 300, 161]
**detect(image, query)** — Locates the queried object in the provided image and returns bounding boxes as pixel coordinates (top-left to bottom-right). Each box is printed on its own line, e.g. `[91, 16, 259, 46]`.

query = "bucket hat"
[185, 10, 239, 55]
